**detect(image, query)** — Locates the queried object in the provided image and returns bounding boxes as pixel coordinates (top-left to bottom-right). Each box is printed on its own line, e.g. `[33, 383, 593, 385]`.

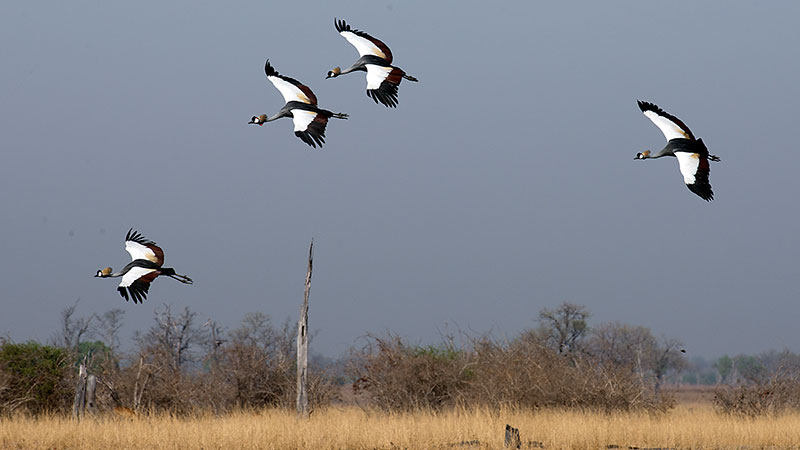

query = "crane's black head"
[95, 267, 112, 278]
[634, 150, 651, 160]
[326, 67, 341, 79]
[249, 114, 267, 126]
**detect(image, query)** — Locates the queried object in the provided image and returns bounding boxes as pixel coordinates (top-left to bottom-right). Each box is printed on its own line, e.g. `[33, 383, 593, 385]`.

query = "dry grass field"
[2, 402, 800, 450]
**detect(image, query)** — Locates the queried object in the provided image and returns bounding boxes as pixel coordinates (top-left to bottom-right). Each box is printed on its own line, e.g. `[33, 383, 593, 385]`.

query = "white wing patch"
[643, 110, 691, 142]
[365, 64, 391, 90]
[675, 152, 700, 185]
[341, 31, 387, 59]
[291, 109, 316, 132]
[267, 75, 312, 104]
[119, 266, 157, 288]
[125, 240, 157, 263]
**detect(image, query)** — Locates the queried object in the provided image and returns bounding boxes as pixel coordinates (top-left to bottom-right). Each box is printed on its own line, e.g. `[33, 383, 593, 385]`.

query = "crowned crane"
[326, 19, 418, 108]
[249, 60, 348, 148]
[635, 100, 720, 201]
[95, 229, 193, 304]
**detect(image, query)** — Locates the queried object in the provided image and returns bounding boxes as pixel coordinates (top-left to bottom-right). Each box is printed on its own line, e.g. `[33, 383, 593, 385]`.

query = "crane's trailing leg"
[168, 273, 193, 284]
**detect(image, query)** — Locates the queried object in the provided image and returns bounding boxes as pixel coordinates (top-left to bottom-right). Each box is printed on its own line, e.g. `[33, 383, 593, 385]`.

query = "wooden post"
[504, 424, 521, 449]
[296, 240, 313, 417]
[72, 357, 87, 420]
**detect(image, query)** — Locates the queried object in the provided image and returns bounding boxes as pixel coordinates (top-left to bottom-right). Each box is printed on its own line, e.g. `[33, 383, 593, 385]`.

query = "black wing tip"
[117, 286, 146, 304]
[367, 86, 399, 108]
[125, 228, 155, 246]
[132, 281, 151, 304]
[265, 59, 278, 77]
[335, 18, 351, 33]
[638, 99, 696, 140]
[298, 111, 332, 148]
[295, 130, 326, 149]
[637, 100, 658, 113]
[687, 183, 714, 201]
[117, 272, 153, 304]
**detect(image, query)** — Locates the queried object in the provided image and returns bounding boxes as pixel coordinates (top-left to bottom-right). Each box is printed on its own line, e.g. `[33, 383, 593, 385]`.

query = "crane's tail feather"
[709, 154, 721, 162]
[403, 73, 418, 82]
[331, 112, 349, 119]
[169, 273, 193, 284]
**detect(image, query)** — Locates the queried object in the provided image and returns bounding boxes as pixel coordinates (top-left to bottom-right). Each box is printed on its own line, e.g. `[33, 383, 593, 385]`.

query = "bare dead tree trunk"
[72, 357, 87, 420]
[296, 240, 313, 417]
[85, 375, 97, 415]
[133, 355, 150, 412]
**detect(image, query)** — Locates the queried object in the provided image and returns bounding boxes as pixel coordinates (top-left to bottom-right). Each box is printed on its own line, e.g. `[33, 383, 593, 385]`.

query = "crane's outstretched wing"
[291, 109, 328, 148]
[675, 151, 714, 201]
[366, 66, 407, 107]
[264, 60, 318, 106]
[125, 229, 164, 266]
[638, 100, 696, 142]
[117, 266, 159, 304]
[335, 19, 393, 63]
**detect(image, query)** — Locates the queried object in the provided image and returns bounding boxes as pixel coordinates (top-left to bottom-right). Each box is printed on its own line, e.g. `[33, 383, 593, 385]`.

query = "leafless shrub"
[51, 299, 95, 356]
[114, 305, 207, 414]
[219, 312, 295, 408]
[588, 322, 656, 371]
[96, 308, 126, 353]
[349, 334, 470, 411]
[586, 322, 686, 396]
[463, 334, 670, 412]
[348, 330, 673, 413]
[714, 370, 800, 417]
[538, 302, 590, 354]
[92, 309, 338, 415]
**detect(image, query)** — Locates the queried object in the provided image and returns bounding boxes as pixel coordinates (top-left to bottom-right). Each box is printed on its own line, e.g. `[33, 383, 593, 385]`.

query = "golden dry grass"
[2, 404, 800, 449]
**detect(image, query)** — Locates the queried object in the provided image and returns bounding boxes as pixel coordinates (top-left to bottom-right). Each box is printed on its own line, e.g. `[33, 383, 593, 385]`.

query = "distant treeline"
[680, 351, 800, 386]
[1, 301, 799, 416]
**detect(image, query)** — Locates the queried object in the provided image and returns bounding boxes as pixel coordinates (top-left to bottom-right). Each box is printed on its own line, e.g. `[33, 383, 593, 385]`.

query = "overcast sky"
[1, 1, 798, 358]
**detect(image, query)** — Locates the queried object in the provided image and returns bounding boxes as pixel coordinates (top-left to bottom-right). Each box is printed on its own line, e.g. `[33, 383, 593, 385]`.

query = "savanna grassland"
[5, 305, 800, 449]
[3, 402, 800, 450]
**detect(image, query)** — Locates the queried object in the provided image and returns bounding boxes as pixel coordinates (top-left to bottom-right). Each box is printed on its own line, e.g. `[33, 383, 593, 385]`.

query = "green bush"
[0, 340, 71, 414]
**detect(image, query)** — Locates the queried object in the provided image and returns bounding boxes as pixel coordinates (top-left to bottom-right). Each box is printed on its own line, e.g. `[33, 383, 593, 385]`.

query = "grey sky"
[1, 1, 798, 358]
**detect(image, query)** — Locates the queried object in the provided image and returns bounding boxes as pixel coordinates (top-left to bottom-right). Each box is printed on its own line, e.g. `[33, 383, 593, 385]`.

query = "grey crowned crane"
[249, 60, 348, 148]
[95, 229, 193, 304]
[326, 19, 418, 108]
[635, 100, 720, 201]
